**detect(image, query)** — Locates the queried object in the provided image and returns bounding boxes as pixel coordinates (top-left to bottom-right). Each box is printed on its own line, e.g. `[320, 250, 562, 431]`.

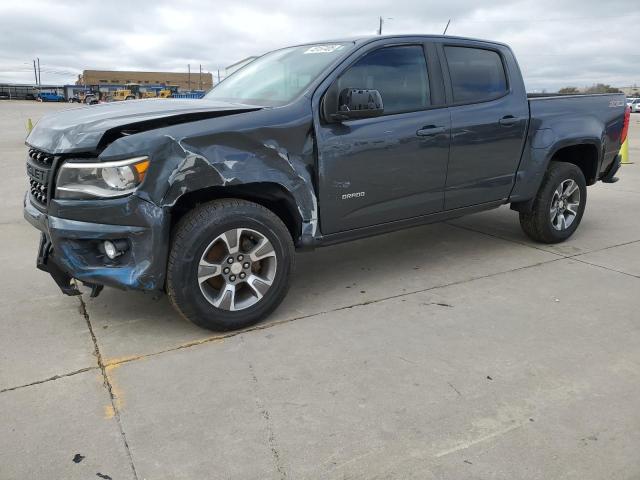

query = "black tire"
[167, 199, 295, 331]
[519, 161, 587, 243]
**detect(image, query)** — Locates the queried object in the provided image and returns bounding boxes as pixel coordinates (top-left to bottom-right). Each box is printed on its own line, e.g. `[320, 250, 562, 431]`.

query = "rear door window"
[444, 46, 507, 104]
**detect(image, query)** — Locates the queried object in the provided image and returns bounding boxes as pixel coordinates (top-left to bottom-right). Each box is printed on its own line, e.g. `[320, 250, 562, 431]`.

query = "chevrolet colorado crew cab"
[24, 35, 630, 331]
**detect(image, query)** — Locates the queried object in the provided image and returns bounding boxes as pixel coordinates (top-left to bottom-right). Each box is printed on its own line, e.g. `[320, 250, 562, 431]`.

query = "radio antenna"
[443, 19, 451, 35]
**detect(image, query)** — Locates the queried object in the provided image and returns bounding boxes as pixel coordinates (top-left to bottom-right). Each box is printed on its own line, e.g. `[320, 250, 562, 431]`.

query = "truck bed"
[527, 92, 625, 176]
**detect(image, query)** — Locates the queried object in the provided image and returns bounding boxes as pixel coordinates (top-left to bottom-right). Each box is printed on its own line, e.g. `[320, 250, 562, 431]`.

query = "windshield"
[206, 43, 351, 106]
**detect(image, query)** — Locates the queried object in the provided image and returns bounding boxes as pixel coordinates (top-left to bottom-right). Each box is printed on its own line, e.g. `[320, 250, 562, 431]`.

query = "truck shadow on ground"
[86, 211, 542, 338]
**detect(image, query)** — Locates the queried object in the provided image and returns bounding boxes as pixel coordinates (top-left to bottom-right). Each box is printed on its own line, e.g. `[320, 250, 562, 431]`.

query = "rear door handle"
[416, 125, 446, 136]
[499, 115, 519, 127]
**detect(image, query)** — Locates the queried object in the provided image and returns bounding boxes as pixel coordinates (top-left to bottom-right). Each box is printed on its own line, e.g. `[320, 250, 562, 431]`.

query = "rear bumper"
[24, 194, 169, 294]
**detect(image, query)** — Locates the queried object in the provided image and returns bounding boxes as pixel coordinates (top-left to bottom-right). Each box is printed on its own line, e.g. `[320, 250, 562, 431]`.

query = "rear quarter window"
[444, 46, 508, 104]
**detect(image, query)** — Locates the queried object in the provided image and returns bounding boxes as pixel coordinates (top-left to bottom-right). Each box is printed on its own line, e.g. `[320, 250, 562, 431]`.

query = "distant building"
[618, 85, 640, 97]
[77, 70, 214, 91]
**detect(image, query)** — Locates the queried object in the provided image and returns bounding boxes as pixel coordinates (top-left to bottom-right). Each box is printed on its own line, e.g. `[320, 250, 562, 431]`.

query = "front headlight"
[55, 156, 150, 199]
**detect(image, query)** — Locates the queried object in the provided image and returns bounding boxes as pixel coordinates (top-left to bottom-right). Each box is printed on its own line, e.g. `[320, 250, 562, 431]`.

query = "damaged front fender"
[100, 103, 320, 241]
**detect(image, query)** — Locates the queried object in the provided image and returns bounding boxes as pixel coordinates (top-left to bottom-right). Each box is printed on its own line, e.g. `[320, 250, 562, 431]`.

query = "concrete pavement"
[1, 101, 639, 479]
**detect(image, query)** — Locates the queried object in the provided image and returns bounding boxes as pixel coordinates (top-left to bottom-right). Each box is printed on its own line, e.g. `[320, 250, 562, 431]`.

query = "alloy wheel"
[198, 228, 277, 311]
[550, 179, 580, 231]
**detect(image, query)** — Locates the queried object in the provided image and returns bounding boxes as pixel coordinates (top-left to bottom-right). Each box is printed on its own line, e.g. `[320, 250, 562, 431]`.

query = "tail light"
[621, 106, 631, 144]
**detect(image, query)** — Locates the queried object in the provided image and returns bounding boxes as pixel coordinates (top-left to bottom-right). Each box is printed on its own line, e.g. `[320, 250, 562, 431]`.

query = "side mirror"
[331, 88, 384, 121]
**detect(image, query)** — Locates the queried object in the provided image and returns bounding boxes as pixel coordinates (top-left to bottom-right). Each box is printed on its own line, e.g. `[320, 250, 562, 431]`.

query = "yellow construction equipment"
[110, 84, 140, 101]
[138, 85, 179, 99]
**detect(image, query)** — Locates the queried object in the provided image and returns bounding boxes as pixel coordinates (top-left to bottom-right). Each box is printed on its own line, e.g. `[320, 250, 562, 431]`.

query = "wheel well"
[550, 144, 599, 185]
[169, 183, 302, 243]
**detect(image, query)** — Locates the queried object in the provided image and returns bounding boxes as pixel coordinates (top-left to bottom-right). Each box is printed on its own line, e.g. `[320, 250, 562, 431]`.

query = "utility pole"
[377, 16, 392, 35]
[199, 64, 202, 90]
[217, 68, 220, 84]
[37, 57, 41, 86]
[33, 60, 38, 85]
[188, 64, 191, 91]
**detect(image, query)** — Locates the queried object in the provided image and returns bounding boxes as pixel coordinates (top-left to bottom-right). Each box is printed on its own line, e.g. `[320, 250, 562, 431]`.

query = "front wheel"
[519, 161, 587, 243]
[167, 199, 295, 331]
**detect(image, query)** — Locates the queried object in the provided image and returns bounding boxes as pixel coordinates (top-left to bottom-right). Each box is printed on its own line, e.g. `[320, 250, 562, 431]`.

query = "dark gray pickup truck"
[24, 35, 630, 330]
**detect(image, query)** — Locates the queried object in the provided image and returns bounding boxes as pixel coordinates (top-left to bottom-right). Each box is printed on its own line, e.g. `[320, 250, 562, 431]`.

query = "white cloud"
[0, 0, 638, 91]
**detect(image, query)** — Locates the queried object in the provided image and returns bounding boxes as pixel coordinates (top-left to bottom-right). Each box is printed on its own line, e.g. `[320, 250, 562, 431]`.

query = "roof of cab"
[313, 34, 509, 48]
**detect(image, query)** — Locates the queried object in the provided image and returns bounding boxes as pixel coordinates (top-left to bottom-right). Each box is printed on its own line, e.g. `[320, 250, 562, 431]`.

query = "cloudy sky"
[0, 0, 638, 91]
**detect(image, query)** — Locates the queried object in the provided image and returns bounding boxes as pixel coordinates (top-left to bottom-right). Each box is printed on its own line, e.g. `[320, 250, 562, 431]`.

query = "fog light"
[102, 240, 128, 259]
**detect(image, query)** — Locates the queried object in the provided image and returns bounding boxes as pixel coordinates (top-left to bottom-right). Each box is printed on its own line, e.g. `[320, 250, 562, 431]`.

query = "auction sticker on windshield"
[304, 44, 344, 54]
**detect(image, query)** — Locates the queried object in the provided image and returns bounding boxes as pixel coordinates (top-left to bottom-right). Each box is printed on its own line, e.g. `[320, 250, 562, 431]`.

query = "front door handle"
[499, 115, 519, 127]
[416, 125, 446, 136]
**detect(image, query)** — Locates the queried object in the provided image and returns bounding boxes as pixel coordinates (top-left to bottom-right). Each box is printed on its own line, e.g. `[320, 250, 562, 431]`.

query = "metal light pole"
[33, 60, 38, 85]
[188, 64, 191, 91]
[37, 57, 41, 86]
[377, 17, 393, 35]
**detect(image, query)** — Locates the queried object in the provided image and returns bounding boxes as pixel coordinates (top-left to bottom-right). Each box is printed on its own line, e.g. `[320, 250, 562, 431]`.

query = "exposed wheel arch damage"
[169, 183, 303, 245]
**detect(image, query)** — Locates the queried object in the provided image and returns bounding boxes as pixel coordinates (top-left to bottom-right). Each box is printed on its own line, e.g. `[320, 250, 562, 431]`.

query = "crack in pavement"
[241, 336, 288, 479]
[95, 256, 563, 367]
[445, 221, 567, 257]
[0, 366, 98, 393]
[447, 221, 640, 261]
[1, 256, 564, 394]
[3, 237, 637, 395]
[570, 257, 640, 279]
[78, 294, 140, 480]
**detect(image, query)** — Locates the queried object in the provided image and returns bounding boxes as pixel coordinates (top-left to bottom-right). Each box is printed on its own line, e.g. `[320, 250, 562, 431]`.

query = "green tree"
[584, 84, 622, 94]
[558, 87, 580, 94]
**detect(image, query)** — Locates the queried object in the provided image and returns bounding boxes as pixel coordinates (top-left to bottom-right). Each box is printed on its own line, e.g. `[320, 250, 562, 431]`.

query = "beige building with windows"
[77, 70, 214, 91]
[619, 85, 640, 97]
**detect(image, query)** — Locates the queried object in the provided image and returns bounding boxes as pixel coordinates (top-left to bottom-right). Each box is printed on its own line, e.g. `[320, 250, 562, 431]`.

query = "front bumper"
[24, 194, 170, 294]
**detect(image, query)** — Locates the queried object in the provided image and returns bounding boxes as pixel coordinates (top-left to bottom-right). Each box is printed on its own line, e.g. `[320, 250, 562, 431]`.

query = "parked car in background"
[627, 98, 640, 113]
[37, 92, 65, 102]
[83, 94, 99, 105]
[69, 92, 99, 105]
[24, 35, 629, 331]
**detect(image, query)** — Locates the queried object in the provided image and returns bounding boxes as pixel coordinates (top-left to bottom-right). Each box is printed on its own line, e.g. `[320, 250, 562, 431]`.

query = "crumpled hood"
[26, 98, 262, 154]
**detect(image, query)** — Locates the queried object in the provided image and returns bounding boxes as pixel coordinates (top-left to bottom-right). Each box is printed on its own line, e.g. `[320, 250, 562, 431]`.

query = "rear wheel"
[167, 199, 295, 331]
[519, 161, 587, 243]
